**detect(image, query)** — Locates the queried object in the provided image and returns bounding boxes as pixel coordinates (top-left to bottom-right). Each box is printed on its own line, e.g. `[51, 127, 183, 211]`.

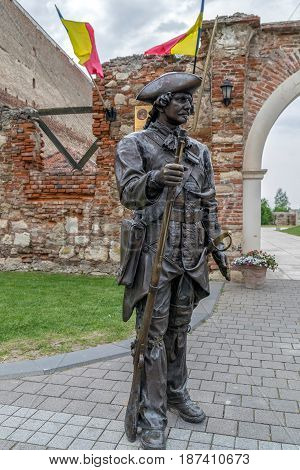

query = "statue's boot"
[164, 322, 206, 423]
[140, 429, 166, 450]
[168, 398, 206, 423]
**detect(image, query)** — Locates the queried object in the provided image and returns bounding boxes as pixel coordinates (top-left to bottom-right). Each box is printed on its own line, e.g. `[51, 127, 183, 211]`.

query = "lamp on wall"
[220, 79, 233, 106]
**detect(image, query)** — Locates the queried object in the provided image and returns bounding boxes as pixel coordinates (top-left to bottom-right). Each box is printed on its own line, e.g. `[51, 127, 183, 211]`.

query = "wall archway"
[243, 70, 300, 252]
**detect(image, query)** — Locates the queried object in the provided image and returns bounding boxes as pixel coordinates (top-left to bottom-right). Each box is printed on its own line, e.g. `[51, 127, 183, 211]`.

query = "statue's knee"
[168, 305, 193, 329]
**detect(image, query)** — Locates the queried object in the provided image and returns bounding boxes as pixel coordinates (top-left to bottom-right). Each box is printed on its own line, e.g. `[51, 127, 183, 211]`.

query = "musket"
[125, 129, 187, 442]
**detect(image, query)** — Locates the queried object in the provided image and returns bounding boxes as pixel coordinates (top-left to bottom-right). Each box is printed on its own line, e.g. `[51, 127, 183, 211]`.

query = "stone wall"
[273, 212, 297, 226]
[1, 13, 299, 274]
[0, 106, 121, 274]
[0, 0, 94, 160]
[0, 0, 91, 109]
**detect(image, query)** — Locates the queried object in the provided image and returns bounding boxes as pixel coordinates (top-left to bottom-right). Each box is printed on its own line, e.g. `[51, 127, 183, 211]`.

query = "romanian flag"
[145, 0, 204, 56]
[55, 6, 104, 78]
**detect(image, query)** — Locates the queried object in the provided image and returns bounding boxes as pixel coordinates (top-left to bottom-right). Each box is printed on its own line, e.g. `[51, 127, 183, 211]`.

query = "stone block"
[216, 184, 234, 194]
[114, 93, 127, 105]
[238, 422, 270, 441]
[65, 217, 78, 234]
[37, 397, 70, 412]
[213, 434, 235, 447]
[0, 439, 14, 450]
[39, 421, 64, 434]
[105, 80, 117, 87]
[98, 429, 123, 443]
[14, 232, 30, 247]
[32, 410, 55, 421]
[48, 412, 72, 424]
[102, 223, 119, 235]
[20, 418, 45, 432]
[84, 246, 108, 262]
[63, 401, 95, 416]
[68, 438, 94, 450]
[47, 223, 65, 245]
[109, 241, 120, 262]
[129, 98, 139, 106]
[27, 431, 53, 446]
[120, 124, 133, 135]
[116, 72, 129, 80]
[75, 236, 89, 246]
[78, 427, 103, 440]
[0, 219, 8, 229]
[59, 246, 75, 259]
[1, 234, 12, 245]
[68, 415, 91, 426]
[48, 435, 74, 449]
[58, 424, 83, 438]
[90, 404, 122, 419]
[235, 437, 258, 450]
[38, 384, 68, 397]
[0, 134, 7, 147]
[93, 442, 116, 450]
[11, 220, 28, 230]
[206, 417, 238, 436]
[9, 428, 34, 442]
[92, 222, 99, 233]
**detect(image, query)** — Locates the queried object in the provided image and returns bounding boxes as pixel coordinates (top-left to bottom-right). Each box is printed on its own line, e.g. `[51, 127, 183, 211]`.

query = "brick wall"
[0, 108, 121, 274]
[1, 14, 299, 274]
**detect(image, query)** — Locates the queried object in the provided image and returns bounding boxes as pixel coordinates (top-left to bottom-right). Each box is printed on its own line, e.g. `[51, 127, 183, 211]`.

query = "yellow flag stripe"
[171, 13, 203, 56]
[61, 19, 92, 64]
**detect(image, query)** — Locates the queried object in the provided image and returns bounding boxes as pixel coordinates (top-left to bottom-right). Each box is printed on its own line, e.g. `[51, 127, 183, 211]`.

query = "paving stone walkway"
[0, 280, 299, 450]
[261, 227, 300, 280]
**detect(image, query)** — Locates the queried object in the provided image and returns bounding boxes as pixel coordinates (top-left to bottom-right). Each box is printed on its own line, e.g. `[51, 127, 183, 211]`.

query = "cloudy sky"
[17, 0, 300, 208]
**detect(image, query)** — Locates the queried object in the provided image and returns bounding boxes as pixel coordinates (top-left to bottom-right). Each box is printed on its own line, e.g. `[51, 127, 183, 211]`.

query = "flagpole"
[88, 72, 106, 109]
[192, 0, 205, 74]
[192, 16, 218, 132]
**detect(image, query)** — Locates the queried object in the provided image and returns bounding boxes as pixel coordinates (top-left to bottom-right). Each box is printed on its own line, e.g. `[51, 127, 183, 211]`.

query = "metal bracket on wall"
[35, 106, 99, 171]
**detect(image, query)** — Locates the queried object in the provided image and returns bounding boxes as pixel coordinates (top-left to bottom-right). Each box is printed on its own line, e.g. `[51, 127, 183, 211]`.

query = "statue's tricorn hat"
[136, 72, 202, 104]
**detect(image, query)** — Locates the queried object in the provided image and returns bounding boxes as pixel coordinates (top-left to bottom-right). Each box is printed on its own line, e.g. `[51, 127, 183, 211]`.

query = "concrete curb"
[0, 281, 224, 379]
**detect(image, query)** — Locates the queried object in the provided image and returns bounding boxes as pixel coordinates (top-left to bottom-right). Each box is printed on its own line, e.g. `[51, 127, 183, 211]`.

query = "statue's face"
[161, 92, 193, 126]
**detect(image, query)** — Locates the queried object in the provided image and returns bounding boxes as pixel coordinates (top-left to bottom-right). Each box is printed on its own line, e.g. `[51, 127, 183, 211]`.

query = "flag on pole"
[145, 1, 204, 56]
[55, 5, 104, 78]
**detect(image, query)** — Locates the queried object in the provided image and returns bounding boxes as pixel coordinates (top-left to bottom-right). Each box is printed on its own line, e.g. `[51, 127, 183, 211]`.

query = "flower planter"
[240, 265, 267, 289]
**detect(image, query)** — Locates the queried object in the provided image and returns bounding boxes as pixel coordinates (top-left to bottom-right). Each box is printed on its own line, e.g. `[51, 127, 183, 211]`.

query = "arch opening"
[242, 70, 300, 252]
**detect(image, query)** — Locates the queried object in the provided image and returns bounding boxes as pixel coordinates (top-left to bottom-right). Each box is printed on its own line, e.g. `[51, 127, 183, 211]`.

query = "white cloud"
[262, 98, 300, 209]
[18, 0, 300, 62]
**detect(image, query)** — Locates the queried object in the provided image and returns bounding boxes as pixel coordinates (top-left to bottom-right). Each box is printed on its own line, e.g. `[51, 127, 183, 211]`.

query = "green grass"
[0, 272, 135, 362]
[280, 226, 300, 236]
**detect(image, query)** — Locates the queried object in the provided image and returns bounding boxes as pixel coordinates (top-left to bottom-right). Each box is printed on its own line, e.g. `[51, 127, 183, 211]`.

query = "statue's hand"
[212, 249, 231, 281]
[155, 163, 184, 187]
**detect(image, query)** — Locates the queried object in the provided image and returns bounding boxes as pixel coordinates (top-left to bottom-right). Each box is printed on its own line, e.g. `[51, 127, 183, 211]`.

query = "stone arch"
[243, 70, 300, 251]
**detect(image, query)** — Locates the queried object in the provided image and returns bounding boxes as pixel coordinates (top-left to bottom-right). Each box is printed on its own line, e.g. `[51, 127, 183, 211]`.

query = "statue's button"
[143, 246, 149, 253]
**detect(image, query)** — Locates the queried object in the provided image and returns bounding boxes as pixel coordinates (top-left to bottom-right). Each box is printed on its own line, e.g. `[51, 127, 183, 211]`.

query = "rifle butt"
[124, 367, 141, 442]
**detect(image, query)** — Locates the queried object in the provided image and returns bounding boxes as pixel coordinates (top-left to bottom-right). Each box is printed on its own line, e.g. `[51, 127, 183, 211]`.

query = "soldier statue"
[115, 72, 229, 450]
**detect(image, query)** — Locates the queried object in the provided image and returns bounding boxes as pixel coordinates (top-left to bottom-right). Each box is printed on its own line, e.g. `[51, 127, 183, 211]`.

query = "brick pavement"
[0, 280, 299, 450]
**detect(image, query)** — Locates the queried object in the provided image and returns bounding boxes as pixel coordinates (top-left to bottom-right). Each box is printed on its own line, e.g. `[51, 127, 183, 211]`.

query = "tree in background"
[261, 198, 274, 225]
[274, 188, 290, 212]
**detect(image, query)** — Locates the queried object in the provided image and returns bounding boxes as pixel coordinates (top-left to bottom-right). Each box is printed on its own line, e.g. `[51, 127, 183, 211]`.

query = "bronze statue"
[115, 72, 230, 450]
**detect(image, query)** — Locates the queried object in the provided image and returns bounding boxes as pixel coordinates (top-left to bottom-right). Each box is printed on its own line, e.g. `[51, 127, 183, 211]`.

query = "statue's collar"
[149, 120, 192, 151]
